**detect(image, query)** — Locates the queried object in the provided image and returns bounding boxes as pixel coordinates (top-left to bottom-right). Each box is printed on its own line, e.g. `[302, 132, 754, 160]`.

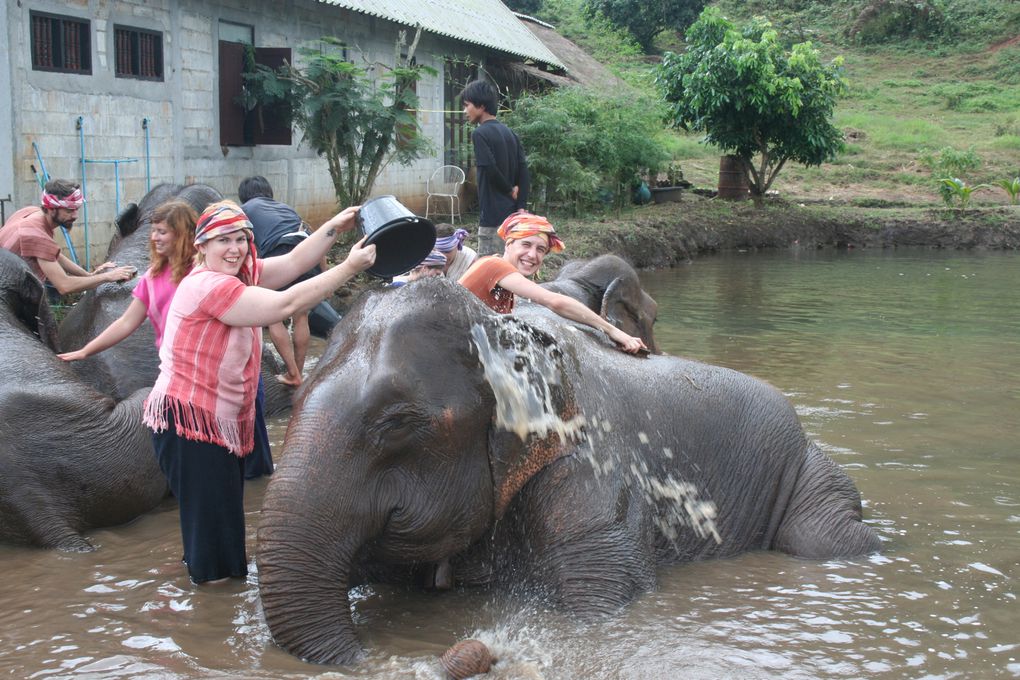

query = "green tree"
[656, 8, 848, 199]
[582, 0, 706, 52]
[244, 32, 435, 207]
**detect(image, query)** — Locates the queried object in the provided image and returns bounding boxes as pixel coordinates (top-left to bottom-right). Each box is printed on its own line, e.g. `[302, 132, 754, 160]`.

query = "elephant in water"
[542, 254, 659, 353]
[256, 278, 880, 665]
[0, 249, 167, 550]
[57, 182, 293, 415]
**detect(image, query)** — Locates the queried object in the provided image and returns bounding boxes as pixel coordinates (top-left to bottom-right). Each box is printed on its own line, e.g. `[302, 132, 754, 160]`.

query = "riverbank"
[540, 195, 1020, 275]
[327, 197, 1020, 311]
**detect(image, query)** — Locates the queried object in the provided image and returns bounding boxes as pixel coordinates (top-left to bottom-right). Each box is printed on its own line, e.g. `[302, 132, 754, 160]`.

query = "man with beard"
[0, 179, 135, 294]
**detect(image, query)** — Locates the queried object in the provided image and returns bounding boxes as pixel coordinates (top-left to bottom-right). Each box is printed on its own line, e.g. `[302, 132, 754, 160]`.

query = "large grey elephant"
[57, 183, 293, 415]
[0, 249, 166, 550]
[256, 278, 880, 665]
[543, 254, 659, 353]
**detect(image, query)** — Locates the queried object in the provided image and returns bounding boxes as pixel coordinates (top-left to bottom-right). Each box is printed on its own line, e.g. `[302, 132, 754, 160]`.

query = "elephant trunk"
[257, 459, 374, 665]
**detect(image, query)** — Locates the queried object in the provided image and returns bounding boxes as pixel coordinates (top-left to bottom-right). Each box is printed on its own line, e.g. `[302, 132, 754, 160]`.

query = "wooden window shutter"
[219, 41, 247, 146]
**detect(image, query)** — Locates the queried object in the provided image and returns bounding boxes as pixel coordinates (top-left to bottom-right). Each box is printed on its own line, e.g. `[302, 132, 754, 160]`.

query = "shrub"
[505, 88, 672, 214]
[847, 0, 947, 45]
[920, 147, 982, 205]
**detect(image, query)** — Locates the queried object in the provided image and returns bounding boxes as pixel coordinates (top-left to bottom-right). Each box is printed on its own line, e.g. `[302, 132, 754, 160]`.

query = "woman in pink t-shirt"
[59, 200, 199, 360]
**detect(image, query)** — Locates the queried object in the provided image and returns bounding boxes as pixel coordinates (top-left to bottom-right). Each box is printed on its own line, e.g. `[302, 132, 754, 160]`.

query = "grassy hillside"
[534, 0, 1020, 207]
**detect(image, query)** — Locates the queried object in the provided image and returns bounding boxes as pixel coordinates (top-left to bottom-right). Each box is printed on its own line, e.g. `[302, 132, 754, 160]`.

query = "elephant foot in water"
[440, 639, 495, 679]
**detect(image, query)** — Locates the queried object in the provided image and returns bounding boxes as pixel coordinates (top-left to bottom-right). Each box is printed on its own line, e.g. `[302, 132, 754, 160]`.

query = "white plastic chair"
[425, 165, 466, 223]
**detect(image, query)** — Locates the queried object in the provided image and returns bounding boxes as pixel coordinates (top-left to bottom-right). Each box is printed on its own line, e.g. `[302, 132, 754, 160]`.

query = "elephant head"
[257, 280, 584, 664]
[0, 248, 59, 351]
[542, 254, 658, 353]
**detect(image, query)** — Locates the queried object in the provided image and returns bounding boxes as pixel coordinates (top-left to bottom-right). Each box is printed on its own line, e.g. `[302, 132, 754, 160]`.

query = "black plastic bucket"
[356, 195, 436, 278]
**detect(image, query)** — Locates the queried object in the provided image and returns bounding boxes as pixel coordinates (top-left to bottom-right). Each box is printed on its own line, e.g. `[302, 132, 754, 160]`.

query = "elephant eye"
[372, 408, 428, 448]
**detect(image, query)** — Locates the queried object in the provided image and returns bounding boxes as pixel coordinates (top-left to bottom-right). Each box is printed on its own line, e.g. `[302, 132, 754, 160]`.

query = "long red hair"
[148, 200, 198, 284]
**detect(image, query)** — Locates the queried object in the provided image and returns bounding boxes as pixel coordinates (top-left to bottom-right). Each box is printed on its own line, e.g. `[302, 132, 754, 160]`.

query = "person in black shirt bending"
[461, 80, 530, 256]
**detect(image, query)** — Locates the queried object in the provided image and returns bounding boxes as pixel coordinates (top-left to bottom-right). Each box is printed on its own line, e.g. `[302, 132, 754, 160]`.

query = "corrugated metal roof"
[318, 0, 565, 70]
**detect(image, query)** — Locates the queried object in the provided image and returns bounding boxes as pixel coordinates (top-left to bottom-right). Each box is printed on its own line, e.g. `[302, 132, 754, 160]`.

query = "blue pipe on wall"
[76, 116, 91, 267]
[142, 118, 151, 192]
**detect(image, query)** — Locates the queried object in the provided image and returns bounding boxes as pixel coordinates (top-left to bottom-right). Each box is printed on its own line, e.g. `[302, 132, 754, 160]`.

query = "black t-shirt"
[240, 196, 303, 254]
[471, 119, 530, 227]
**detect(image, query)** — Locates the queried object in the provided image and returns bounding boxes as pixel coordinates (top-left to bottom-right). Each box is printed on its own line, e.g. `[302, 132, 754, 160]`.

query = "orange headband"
[496, 210, 565, 253]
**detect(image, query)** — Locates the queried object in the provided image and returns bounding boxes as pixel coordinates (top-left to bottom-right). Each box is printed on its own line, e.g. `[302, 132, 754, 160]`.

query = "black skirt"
[152, 413, 248, 584]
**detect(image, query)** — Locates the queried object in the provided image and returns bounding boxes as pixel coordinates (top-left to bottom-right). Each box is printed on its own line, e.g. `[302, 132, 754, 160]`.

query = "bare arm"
[57, 252, 91, 276]
[39, 257, 136, 295]
[58, 298, 148, 361]
[497, 272, 647, 354]
[259, 206, 360, 290]
[219, 237, 375, 327]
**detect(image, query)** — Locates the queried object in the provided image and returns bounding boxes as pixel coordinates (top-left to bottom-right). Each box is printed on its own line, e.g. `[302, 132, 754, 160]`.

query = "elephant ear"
[601, 275, 658, 353]
[12, 260, 61, 351]
[471, 315, 584, 520]
[115, 202, 140, 238]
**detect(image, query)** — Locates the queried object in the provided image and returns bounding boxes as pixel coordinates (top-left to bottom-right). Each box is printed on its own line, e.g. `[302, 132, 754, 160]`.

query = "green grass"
[523, 0, 1020, 206]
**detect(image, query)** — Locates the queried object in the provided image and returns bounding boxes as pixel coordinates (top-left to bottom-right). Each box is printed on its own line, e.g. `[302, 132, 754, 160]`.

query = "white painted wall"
[4, 0, 476, 265]
[0, 3, 14, 223]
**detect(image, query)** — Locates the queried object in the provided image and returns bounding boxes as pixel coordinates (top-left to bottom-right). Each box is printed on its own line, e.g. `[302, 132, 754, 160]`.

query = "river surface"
[2, 247, 1018, 679]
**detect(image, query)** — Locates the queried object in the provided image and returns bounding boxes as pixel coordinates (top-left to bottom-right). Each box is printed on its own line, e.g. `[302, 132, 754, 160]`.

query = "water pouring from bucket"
[356, 195, 436, 278]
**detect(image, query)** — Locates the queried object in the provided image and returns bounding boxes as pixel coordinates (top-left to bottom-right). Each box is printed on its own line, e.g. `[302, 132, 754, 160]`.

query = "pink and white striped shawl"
[143, 266, 263, 456]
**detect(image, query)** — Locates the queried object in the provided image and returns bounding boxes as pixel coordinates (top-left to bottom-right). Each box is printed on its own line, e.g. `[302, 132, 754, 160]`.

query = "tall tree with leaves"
[657, 8, 848, 199]
[244, 30, 435, 207]
[583, 0, 706, 51]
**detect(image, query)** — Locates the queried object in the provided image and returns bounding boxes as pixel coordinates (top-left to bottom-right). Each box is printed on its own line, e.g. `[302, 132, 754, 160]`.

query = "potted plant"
[650, 162, 688, 204]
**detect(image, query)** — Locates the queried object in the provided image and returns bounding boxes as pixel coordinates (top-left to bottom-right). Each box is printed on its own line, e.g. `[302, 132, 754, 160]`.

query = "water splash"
[471, 320, 721, 549]
[470, 322, 586, 443]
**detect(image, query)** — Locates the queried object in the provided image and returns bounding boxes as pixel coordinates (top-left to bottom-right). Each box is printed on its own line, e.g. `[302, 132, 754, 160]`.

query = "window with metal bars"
[31, 11, 91, 74]
[115, 25, 163, 80]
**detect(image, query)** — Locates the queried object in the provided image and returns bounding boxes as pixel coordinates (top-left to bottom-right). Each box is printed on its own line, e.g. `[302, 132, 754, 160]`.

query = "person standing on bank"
[143, 200, 375, 584]
[461, 80, 530, 257]
[0, 179, 136, 293]
[238, 176, 318, 387]
[458, 210, 647, 354]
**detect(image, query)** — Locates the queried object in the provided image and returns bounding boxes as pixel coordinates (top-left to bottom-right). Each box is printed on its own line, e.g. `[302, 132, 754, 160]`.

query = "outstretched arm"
[39, 257, 136, 295]
[259, 206, 360, 290]
[218, 237, 376, 327]
[497, 272, 647, 354]
[58, 298, 148, 361]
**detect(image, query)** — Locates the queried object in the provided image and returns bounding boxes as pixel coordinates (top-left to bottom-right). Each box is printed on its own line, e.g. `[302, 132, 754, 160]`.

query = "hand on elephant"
[91, 261, 116, 275]
[607, 326, 648, 355]
[57, 349, 89, 362]
[100, 265, 137, 282]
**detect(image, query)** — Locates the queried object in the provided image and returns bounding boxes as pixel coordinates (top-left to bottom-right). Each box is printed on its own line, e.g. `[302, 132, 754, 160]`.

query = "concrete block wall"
[6, 0, 478, 265]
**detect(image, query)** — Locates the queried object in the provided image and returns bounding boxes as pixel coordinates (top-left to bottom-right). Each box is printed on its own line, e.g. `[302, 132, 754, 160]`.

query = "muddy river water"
[1, 247, 1017, 678]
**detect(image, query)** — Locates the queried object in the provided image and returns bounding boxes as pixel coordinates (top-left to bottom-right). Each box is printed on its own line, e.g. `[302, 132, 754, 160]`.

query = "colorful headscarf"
[194, 202, 259, 285]
[435, 228, 469, 253]
[497, 210, 565, 253]
[40, 188, 85, 210]
[418, 249, 447, 268]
